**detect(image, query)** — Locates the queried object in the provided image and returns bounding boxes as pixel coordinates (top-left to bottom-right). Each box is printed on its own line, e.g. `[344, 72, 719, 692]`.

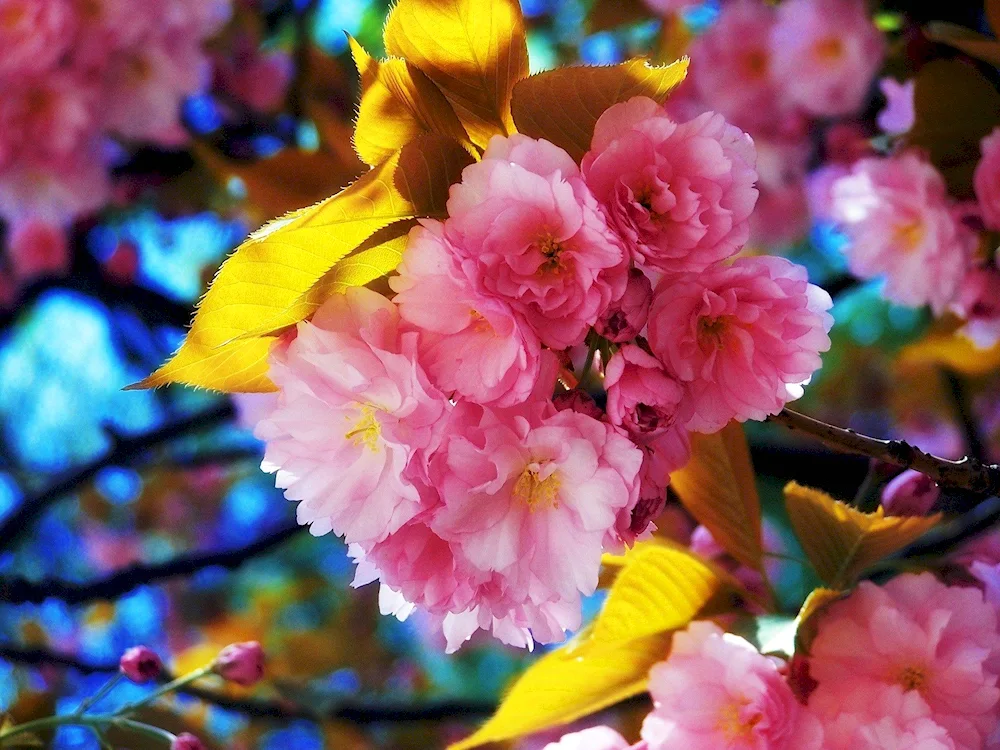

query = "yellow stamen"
[513, 464, 560, 511]
[717, 702, 762, 742]
[892, 220, 926, 252]
[344, 406, 381, 452]
[537, 235, 566, 274]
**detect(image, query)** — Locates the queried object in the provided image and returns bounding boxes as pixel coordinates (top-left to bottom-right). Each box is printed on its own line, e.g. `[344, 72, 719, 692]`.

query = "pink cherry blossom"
[215, 32, 292, 111]
[881, 470, 940, 517]
[595, 267, 652, 343]
[832, 153, 978, 313]
[975, 127, 1000, 231]
[102, 35, 208, 143]
[0, 0, 77, 79]
[647, 256, 833, 433]
[641, 621, 823, 750]
[878, 79, 916, 136]
[256, 287, 450, 546]
[951, 266, 1000, 349]
[0, 150, 109, 225]
[6, 220, 70, 282]
[390, 220, 544, 407]
[808, 573, 1000, 749]
[817, 685, 955, 750]
[687, 0, 787, 134]
[628, 427, 691, 541]
[0, 70, 99, 162]
[446, 134, 627, 349]
[430, 404, 642, 643]
[605, 345, 687, 439]
[770, 0, 885, 118]
[542, 726, 635, 750]
[582, 98, 758, 274]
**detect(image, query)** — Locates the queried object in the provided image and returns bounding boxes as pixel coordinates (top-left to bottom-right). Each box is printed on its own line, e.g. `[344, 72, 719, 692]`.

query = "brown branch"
[0, 645, 496, 725]
[0, 523, 304, 605]
[0, 403, 235, 551]
[768, 408, 1000, 497]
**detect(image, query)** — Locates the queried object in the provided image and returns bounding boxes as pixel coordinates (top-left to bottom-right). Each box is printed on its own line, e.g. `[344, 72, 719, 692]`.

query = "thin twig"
[0, 523, 304, 605]
[0, 646, 496, 725]
[768, 408, 1000, 497]
[0, 403, 234, 551]
[942, 369, 988, 463]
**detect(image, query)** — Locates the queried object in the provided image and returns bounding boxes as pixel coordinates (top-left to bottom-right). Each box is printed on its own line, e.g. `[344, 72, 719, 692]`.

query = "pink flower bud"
[604, 345, 687, 437]
[119, 646, 162, 684]
[552, 389, 604, 420]
[171, 733, 205, 750]
[594, 268, 652, 343]
[881, 469, 940, 516]
[213, 641, 264, 686]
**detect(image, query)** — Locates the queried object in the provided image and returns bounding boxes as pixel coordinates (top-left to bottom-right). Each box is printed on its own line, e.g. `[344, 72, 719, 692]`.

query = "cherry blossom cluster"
[544, 569, 1000, 750]
[0, 0, 231, 283]
[255, 95, 833, 651]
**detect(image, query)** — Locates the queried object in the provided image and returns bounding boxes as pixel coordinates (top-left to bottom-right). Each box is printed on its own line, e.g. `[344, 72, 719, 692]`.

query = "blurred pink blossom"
[975, 127, 1000, 231]
[542, 726, 636, 750]
[877, 78, 916, 135]
[770, 0, 885, 117]
[7, 219, 70, 281]
[951, 266, 1000, 349]
[831, 153, 977, 314]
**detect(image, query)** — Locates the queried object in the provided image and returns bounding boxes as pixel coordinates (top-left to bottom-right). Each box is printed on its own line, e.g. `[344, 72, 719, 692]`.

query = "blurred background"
[0, 0, 998, 747]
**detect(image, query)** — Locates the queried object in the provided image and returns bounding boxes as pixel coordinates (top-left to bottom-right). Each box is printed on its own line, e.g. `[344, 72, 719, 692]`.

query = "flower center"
[536, 234, 566, 274]
[717, 701, 762, 742]
[813, 37, 845, 62]
[513, 464, 560, 511]
[632, 403, 669, 433]
[344, 406, 381, 452]
[742, 49, 768, 79]
[469, 309, 492, 333]
[698, 316, 728, 343]
[892, 220, 925, 252]
[897, 665, 927, 692]
[0, 4, 26, 29]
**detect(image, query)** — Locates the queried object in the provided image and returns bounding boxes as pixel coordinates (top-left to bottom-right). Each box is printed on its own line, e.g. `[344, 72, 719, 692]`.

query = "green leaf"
[784, 482, 941, 589]
[907, 58, 1000, 198]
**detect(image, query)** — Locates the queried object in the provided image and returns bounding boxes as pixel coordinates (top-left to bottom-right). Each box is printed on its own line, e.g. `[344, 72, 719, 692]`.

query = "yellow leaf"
[350, 36, 470, 166]
[136, 135, 474, 392]
[594, 541, 730, 643]
[898, 331, 1000, 376]
[794, 587, 844, 653]
[670, 423, 763, 571]
[511, 57, 689, 162]
[907, 58, 1000, 198]
[923, 22, 1000, 67]
[784, 482, 941, 589]
[235, 221, 416, 341]
[448, 628, 670, 750]
[989, 0, 1000, 37]
[383, 0, 529, 149]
